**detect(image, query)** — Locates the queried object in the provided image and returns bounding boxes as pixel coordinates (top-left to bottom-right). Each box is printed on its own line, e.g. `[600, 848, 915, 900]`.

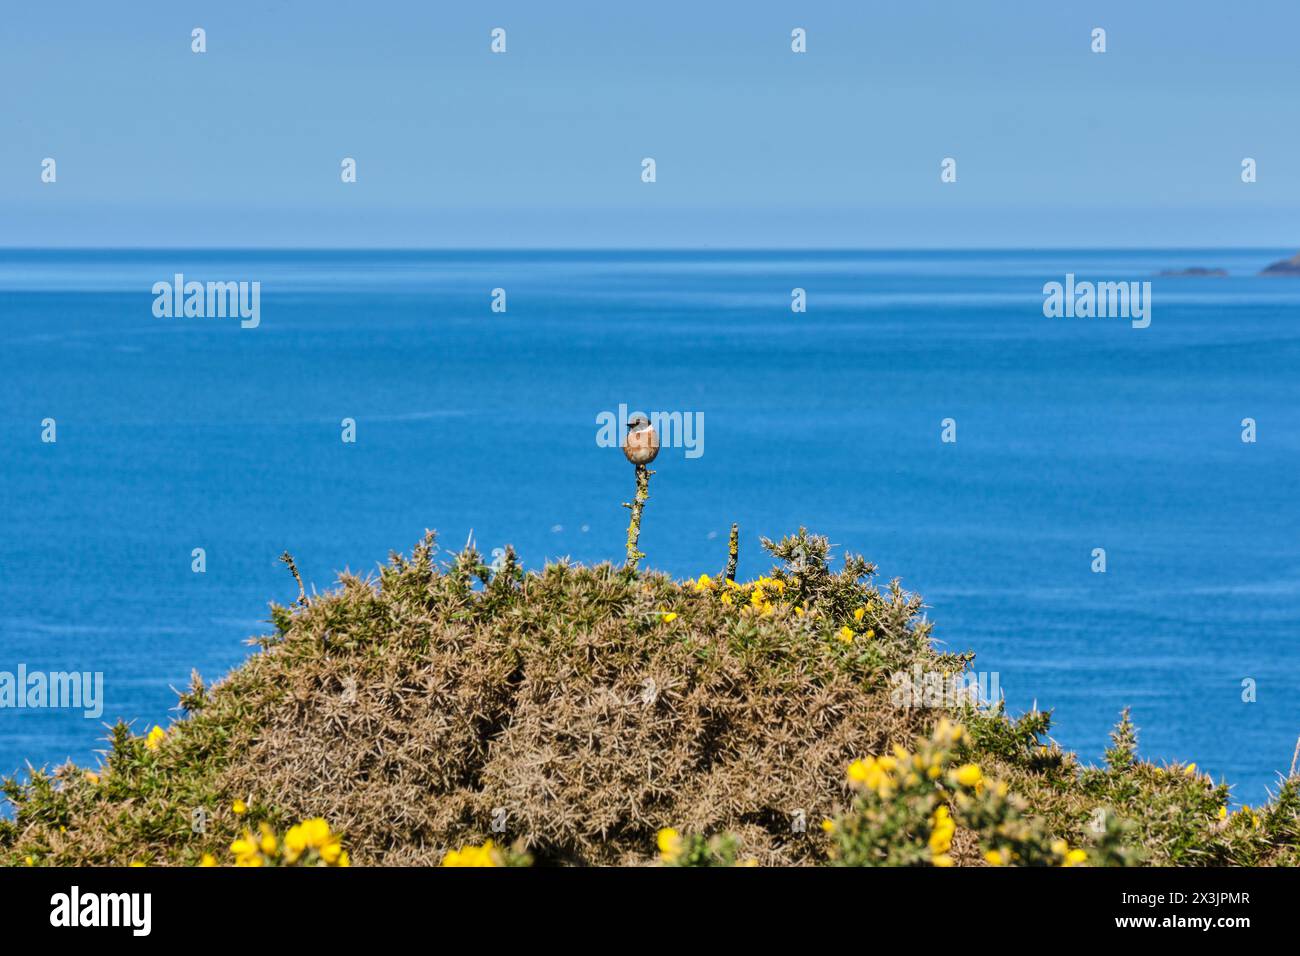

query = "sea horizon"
[0, 244, 1294, 252]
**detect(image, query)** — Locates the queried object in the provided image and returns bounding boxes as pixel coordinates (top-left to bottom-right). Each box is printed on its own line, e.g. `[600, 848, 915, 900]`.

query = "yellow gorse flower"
[441, 840, 500, 867]
[230, 836, 257, 856]
[282, 817, 334, 863]
[227, 817, 347, 867]
[230, 833, 261, 866]
[928, 805, 955, 861]
[709, 576, 787, 616]
[953, 764, 982, 788]
[837, 626, 855, 644]
[144, 725, 166, 751]
[656, 827, 683, 863]
[1048, 840, 1089, 867]
[846, 756, 895, 797]
[320, 841, 345, 865]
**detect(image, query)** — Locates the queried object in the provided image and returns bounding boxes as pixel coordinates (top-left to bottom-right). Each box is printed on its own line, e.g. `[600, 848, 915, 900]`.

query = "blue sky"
[2, 0, 1296, 247]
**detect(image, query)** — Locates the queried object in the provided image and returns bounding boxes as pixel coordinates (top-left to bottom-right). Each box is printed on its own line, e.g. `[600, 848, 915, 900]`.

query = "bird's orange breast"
[623, 428, 660, 465]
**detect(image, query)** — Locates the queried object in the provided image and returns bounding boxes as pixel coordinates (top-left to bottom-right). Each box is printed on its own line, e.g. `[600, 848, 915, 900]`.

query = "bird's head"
[627, 413, 651, 431]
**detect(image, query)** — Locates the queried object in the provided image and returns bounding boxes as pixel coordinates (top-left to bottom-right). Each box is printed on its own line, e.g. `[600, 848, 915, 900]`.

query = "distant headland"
[1260, 251, 1300, 275]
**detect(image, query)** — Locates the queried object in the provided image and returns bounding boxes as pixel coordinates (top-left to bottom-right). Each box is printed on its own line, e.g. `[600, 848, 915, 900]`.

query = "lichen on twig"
[622, 464, 653, 570]
[726, 522, 739, 581]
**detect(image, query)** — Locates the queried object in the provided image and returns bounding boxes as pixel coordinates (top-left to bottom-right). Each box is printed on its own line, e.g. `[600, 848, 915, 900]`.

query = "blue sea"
[1, 249, 1297, 806]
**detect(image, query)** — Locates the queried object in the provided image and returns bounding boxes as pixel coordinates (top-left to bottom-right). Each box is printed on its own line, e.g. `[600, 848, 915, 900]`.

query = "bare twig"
[279, 551, 307, 606]
[726, 522, 739, 582]
[1290, 734, 1300, 778]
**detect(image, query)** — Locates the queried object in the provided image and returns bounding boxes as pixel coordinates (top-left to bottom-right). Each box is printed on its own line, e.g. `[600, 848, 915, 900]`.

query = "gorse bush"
[2, 529, 1297, 866]
[824, 719, 1129, 868]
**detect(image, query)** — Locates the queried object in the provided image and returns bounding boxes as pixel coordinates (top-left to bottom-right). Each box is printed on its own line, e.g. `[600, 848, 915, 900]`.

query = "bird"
[622, 413, 660, 466]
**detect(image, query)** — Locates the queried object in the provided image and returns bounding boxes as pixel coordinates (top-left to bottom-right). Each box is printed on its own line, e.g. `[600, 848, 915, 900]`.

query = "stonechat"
[623, 413, 660, 465]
